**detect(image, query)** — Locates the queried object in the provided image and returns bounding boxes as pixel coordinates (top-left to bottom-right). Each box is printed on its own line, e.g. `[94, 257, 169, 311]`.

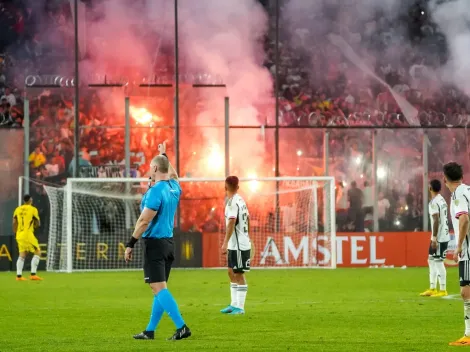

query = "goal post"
[20, 176, 336, 272]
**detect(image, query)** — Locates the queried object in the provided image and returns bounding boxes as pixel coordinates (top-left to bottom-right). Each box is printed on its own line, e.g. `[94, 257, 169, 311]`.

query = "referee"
[125, 142, 191, 341]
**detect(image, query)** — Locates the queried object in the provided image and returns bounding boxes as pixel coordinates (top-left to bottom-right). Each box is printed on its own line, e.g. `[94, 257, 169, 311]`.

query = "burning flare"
[130, 106, 161, 125]
[206, 145, 224, 171]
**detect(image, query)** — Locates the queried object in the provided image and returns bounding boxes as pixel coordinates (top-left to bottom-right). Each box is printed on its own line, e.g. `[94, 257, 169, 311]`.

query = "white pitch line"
[2, 298, 459, 312]
[442, 294, 461, 300]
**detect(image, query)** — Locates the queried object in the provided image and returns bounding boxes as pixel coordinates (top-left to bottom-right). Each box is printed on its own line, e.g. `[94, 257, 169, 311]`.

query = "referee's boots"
[168, 325, 191, 341]
[133, 331, 154, 340]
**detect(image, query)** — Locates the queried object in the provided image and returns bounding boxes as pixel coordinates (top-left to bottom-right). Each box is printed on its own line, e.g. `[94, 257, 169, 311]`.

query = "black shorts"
[143, 238, 174, 284]
[428, 241, 449, 260]
[227, 249, 251, 274]
[459, 260, 470, 287]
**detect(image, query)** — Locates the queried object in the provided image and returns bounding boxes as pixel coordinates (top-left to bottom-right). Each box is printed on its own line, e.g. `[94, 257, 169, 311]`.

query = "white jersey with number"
[428, 194, 450, 242]
[225, 194, 251, 251]
[450, 184, 470, 261]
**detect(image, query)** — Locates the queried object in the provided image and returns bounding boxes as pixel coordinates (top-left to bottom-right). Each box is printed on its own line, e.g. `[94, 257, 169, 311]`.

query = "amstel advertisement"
[202, 232, 455, 268]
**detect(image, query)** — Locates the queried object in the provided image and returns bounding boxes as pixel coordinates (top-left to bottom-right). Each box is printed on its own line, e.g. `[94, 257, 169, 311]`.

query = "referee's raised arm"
[158, 142, 178, 181]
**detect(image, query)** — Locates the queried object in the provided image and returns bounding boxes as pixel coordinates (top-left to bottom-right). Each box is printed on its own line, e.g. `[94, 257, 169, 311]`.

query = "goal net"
[25, 177, 336, 272]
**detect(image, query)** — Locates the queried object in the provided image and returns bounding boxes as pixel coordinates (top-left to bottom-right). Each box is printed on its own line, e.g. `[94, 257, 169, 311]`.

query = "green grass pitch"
[0, 268, 464, 351]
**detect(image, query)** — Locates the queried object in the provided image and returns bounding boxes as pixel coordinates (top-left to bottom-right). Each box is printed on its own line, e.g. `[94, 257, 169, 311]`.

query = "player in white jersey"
[420, 179, 449, 297]
[220, 176, 251, 315]
[444, 162, 470, 346]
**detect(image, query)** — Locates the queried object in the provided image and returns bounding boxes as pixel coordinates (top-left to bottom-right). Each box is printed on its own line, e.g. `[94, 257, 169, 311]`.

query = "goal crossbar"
[62, 176, 336, 183]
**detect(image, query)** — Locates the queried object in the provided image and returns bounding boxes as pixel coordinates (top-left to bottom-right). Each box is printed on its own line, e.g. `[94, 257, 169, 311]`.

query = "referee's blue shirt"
[141, 179, 182, 238]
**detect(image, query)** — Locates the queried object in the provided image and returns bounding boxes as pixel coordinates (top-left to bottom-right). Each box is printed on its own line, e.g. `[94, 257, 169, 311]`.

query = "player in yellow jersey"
[13, 194, 43, 281]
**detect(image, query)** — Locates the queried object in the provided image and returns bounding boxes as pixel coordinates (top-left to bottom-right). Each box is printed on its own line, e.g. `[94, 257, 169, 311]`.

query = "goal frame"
[19, 176, 337, 272]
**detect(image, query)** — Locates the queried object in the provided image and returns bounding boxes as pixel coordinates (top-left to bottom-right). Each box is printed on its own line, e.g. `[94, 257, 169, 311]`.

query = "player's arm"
[432, 214, 439, 239]
[454, 195, 470, 255]
[223, 202, 237, 252]
[247, 215, 255, 258]
[458, 214, 469, 253]
[12, 216, 17, 233]
[33, 208, 41, 228]
[223, 218, 236, 249]
[12, 208, 18, 233]
[430, 203, 439, 245]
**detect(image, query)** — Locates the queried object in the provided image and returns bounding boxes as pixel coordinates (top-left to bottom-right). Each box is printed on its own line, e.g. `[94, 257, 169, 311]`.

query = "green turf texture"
[0, 268, 464, 351]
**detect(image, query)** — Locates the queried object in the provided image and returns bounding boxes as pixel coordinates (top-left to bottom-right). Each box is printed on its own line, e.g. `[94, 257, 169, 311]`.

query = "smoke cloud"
[282, 0, 470, 103]
[429, 0, 470, 96]
[176, 0, 273, 177]
[280, 0, 452, 186]
[19, 0, 273, 178]
[87, 0, 273, 177]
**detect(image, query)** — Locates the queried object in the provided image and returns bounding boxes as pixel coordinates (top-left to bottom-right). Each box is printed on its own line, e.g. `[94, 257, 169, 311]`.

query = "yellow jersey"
[14, 204, 40, 236]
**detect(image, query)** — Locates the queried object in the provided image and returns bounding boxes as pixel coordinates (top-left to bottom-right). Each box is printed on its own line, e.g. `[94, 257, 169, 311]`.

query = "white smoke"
[430, 0, 470, 96]
[175, 0, 273, 176]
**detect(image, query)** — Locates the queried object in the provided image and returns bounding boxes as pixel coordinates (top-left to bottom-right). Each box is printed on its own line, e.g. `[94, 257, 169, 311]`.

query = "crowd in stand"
[1, 0, 469, 233]
[266, 1, 470, 129]
[259, 0, 470, 232]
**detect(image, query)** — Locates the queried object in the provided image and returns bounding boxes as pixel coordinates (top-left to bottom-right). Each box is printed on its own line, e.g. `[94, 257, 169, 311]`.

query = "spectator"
[68, 156, 92, 176]
[362, 181, 373, 216]
[1, 87, 16, 106]
[51, 149, 65, 174]
[378, 192, 391, 231]
[348, 181, 364, 232]
[201, 212, 220, 233]
[45, 157, 60, 176]
[336, 181, 349, 230]
[29, 146, 46, 168]
[281, 202, 296, 233]
[80, 147, 90, 161]
[0, 105, 7, 125]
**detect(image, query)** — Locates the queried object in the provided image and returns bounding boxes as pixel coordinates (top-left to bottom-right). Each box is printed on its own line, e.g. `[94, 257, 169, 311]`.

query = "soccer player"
[420, 179, 449, 297]
[444, 162, 470, 346]
[13, 194, 43, 281]
[124, 142, 191, 341]
[220, 176, 251, 315]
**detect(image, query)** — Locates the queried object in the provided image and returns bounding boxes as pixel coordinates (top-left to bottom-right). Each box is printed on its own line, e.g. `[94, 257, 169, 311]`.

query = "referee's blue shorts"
[143, 237, 174, 284]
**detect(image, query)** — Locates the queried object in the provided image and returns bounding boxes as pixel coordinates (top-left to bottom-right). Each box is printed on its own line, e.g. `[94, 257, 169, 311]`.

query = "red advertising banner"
[202, 232, 452, 268]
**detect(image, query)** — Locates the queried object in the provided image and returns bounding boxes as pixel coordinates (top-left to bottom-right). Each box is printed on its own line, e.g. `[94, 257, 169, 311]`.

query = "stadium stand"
[2, 0, 468, 233]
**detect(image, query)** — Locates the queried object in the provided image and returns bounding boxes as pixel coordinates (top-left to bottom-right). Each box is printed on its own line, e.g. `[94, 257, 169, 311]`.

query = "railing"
[79, 165, 140, 178]
[284, 110, 470, 127]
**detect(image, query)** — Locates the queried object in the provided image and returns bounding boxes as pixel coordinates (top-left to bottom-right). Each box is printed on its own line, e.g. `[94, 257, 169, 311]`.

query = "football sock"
[16, 257, 25, 277]
[464, 300, 470, 336]
[146, 295, 164, 332]
[435, 260, 447, 291]
[236, 285, 248, 310]
[31, 255, 40, 276]
[428, 258, 437, 289]
[157, 289, 185, 329]
[230, 283, 238, 307]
